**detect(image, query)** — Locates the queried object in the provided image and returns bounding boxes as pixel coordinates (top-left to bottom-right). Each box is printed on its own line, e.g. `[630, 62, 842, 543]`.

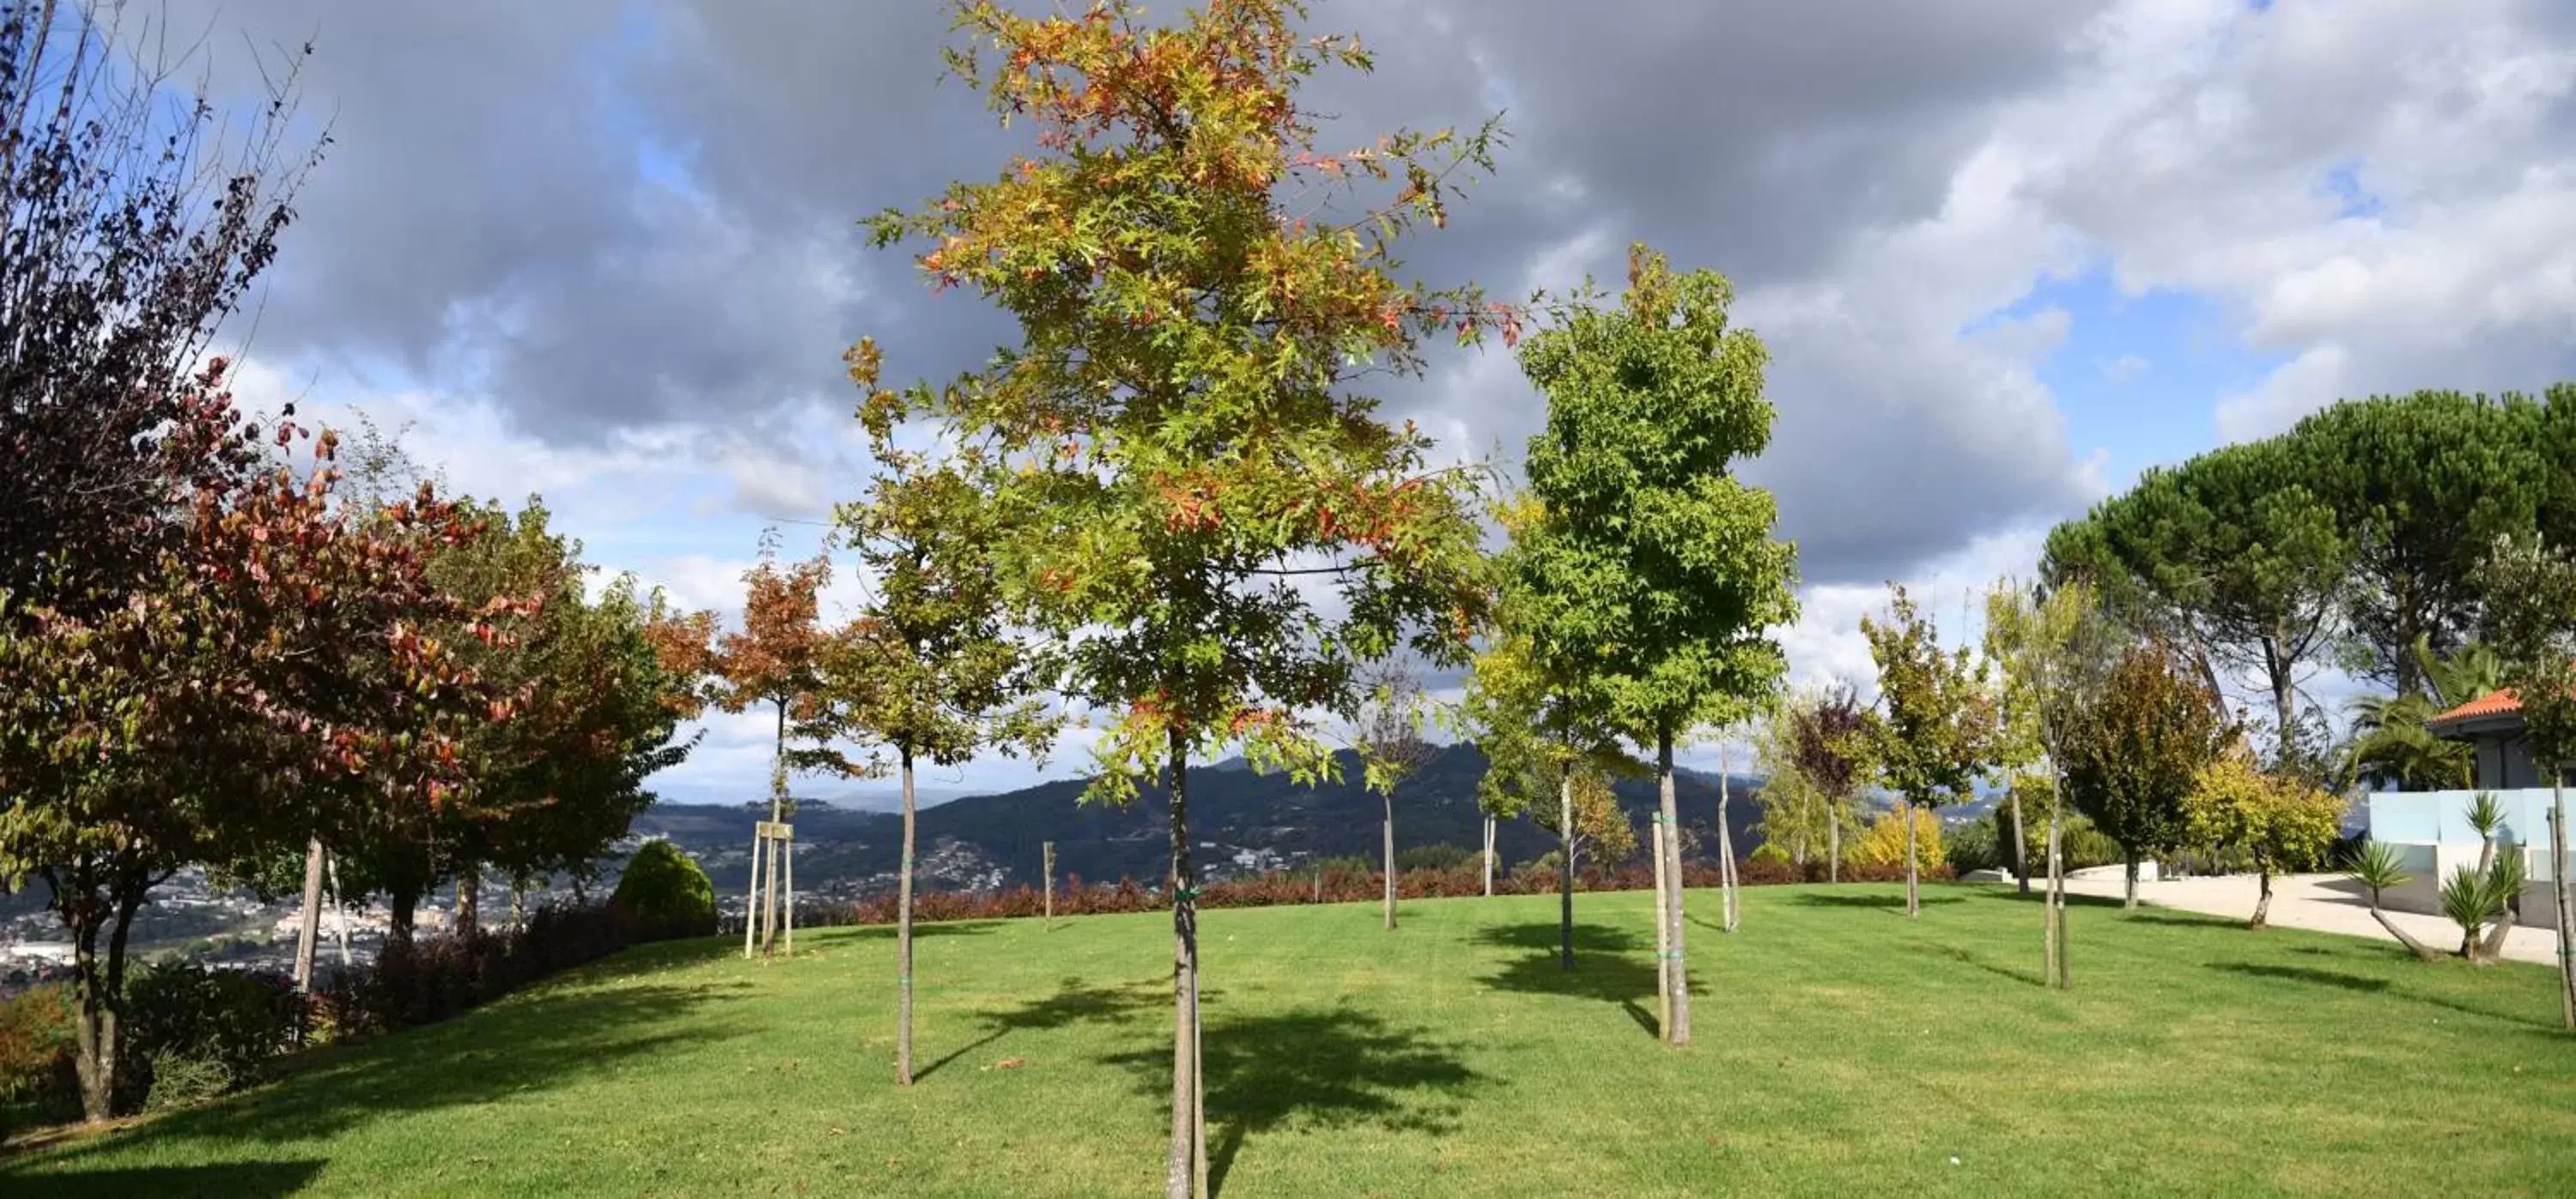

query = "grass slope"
[9, 884, 2574, 1196]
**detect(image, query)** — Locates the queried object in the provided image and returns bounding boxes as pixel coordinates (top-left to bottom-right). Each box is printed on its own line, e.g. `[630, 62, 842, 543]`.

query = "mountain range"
[635, 743, 1774, 901]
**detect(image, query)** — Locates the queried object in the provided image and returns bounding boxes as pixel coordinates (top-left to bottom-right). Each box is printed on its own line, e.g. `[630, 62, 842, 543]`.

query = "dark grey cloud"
[161, 0, 2117, 584]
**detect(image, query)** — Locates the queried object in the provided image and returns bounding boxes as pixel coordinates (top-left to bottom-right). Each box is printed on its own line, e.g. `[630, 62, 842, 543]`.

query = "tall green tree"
[2059, 640, 2228, 908]
[1468, 587, 1629, 971]
[2478, 532, 2576, 1029]
[2289, 392, 2549, 694]
[2042, 438, 2348, 770]
[1985, 579, 2120, 986]
[1510, 242, 1796, 1045]
[865, 3, 1501, 1188]
[1861, 587, 1996, 917]
[793, 409, 1057, 1086]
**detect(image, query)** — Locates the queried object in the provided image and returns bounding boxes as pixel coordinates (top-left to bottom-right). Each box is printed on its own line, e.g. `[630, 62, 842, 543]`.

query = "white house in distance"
[2363, 687, 2570, 922]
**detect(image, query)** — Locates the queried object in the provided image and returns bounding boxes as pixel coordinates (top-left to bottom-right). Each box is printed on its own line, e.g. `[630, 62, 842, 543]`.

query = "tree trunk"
[507, 873, 526, 931]
[1558, 770, 1576, 971]
[2008, 788, 2029, 897]
[1043, 841, 1055, 931]
[1902, 798, 1920, 918]
[1382, 793, 1397, 933]
[1165, 727, 1206, 1199]
[1717, 755, 1740, 933]
[2044, 792, 2061, 989]
[897, 746, 918, 1086]
[389, 884, 421, 950]
[1658, 731, 1690, 1044]
[1828, 803, 1840, 885]
[2250, 861, 2272, 930]
[2370, 905, 2445, 962]
[2479, 900, 2517, 965]
[1652, 813, 1671, 1038]
[1482, 816, 1495, 898]
[294, 838, 325, 992]
[2553, 773, 2573, 1031]
[2123, 853, 2139, 910]
[455, 864, 481, 939]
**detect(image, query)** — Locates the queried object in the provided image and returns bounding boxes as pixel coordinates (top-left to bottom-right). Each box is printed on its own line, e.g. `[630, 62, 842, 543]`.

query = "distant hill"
[633, 744, 1771, 901]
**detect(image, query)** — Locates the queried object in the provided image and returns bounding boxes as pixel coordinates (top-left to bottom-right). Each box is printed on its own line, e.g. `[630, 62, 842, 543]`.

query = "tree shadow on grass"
[0, 1159, 327, 1197]
[1471, 921, 1643, 953]
[831, 920, 1005, 941]
[2121, 911, 2241, 928]
[1473, 923, 1705, 1038]
[915, 975, 1168, 1081]
[9, 978, 752, 1172]
[2207, 962, 2390, 992]
[1102, 1007, 1481, 1196]
[1911, 941, 2044, 988]
[1789, 892, 1964, 910]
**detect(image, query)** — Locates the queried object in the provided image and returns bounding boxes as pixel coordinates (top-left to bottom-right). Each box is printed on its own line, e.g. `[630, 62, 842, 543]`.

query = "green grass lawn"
[8, 883, 2574, 1196]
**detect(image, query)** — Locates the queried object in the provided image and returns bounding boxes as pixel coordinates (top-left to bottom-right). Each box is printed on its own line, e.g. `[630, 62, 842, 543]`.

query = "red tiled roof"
[2428, 689, 2519, 727]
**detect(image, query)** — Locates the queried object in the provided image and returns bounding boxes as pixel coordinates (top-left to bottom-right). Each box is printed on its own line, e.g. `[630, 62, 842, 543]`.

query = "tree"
[863, 3, 1504, 1188]
[314, 502, 695, 947]
[1, 2, 320, 608]
[1353, 655, 1440, 932]
[2184, 755, 2344, 928]
[790, 420, 1055, 1087]
[1510, 242, 1795, 1044]
[2058, 641, 2227, 909]
[1861, 587, 1996, 917]
[0, 372, 488, 1121]
[2479, 532, 2576, 1027]
[1984, 579, 2117, 987]
[2289, 392, 2549, 694]
[708, 542, 828, 956]
[1785, 684, 1875, 883]
[1849, 806, 1944, 868]
[1983, 580, 2046, 894]
[1467, 598, 1623, 971]
[2042, 439, 2348, 770]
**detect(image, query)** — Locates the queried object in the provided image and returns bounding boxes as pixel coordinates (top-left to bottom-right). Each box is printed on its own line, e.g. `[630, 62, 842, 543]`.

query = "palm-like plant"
[2345, 841, 2441, 961]
[2415, 635, 2505, 710]
[2344, 690, 2474, 790]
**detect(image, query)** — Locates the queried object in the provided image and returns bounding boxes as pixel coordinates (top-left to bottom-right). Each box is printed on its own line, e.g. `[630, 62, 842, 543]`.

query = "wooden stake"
[743, 831, 763, 959]
[783, 830, 794, 956]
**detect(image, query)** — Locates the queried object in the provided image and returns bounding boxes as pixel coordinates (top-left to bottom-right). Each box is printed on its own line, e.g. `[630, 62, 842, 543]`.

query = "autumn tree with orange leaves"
[711, 543, 831, 822]
[862, 2, 1506, 1190]
[0, 363, 492, 1121]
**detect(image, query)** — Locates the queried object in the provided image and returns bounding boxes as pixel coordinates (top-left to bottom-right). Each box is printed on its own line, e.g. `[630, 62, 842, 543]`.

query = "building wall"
[2472, 730, 2576, 790]
[2365, 788, 2564, 920]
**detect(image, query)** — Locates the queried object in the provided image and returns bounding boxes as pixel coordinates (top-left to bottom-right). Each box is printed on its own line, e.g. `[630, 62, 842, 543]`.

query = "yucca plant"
[2345, 841, 2441, 962]
[2439, 854, 2527, 965]
[2465, 792, 2507, 876]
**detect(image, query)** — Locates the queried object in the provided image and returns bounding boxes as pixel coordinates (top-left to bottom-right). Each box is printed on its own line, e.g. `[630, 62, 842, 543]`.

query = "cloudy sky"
[150, 0, 2576, 805]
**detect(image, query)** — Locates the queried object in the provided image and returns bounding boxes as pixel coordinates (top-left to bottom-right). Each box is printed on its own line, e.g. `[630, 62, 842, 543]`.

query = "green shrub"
[117, 963, 302, 1111]
[1947, 819, 2001, 873]
[143, 1050, 233, 1113]
[611, 839, 717, 940]
[0, 983, 80, 1135]
[1748, 842, 1794, 867]
[1394, 843, 1471, 872]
